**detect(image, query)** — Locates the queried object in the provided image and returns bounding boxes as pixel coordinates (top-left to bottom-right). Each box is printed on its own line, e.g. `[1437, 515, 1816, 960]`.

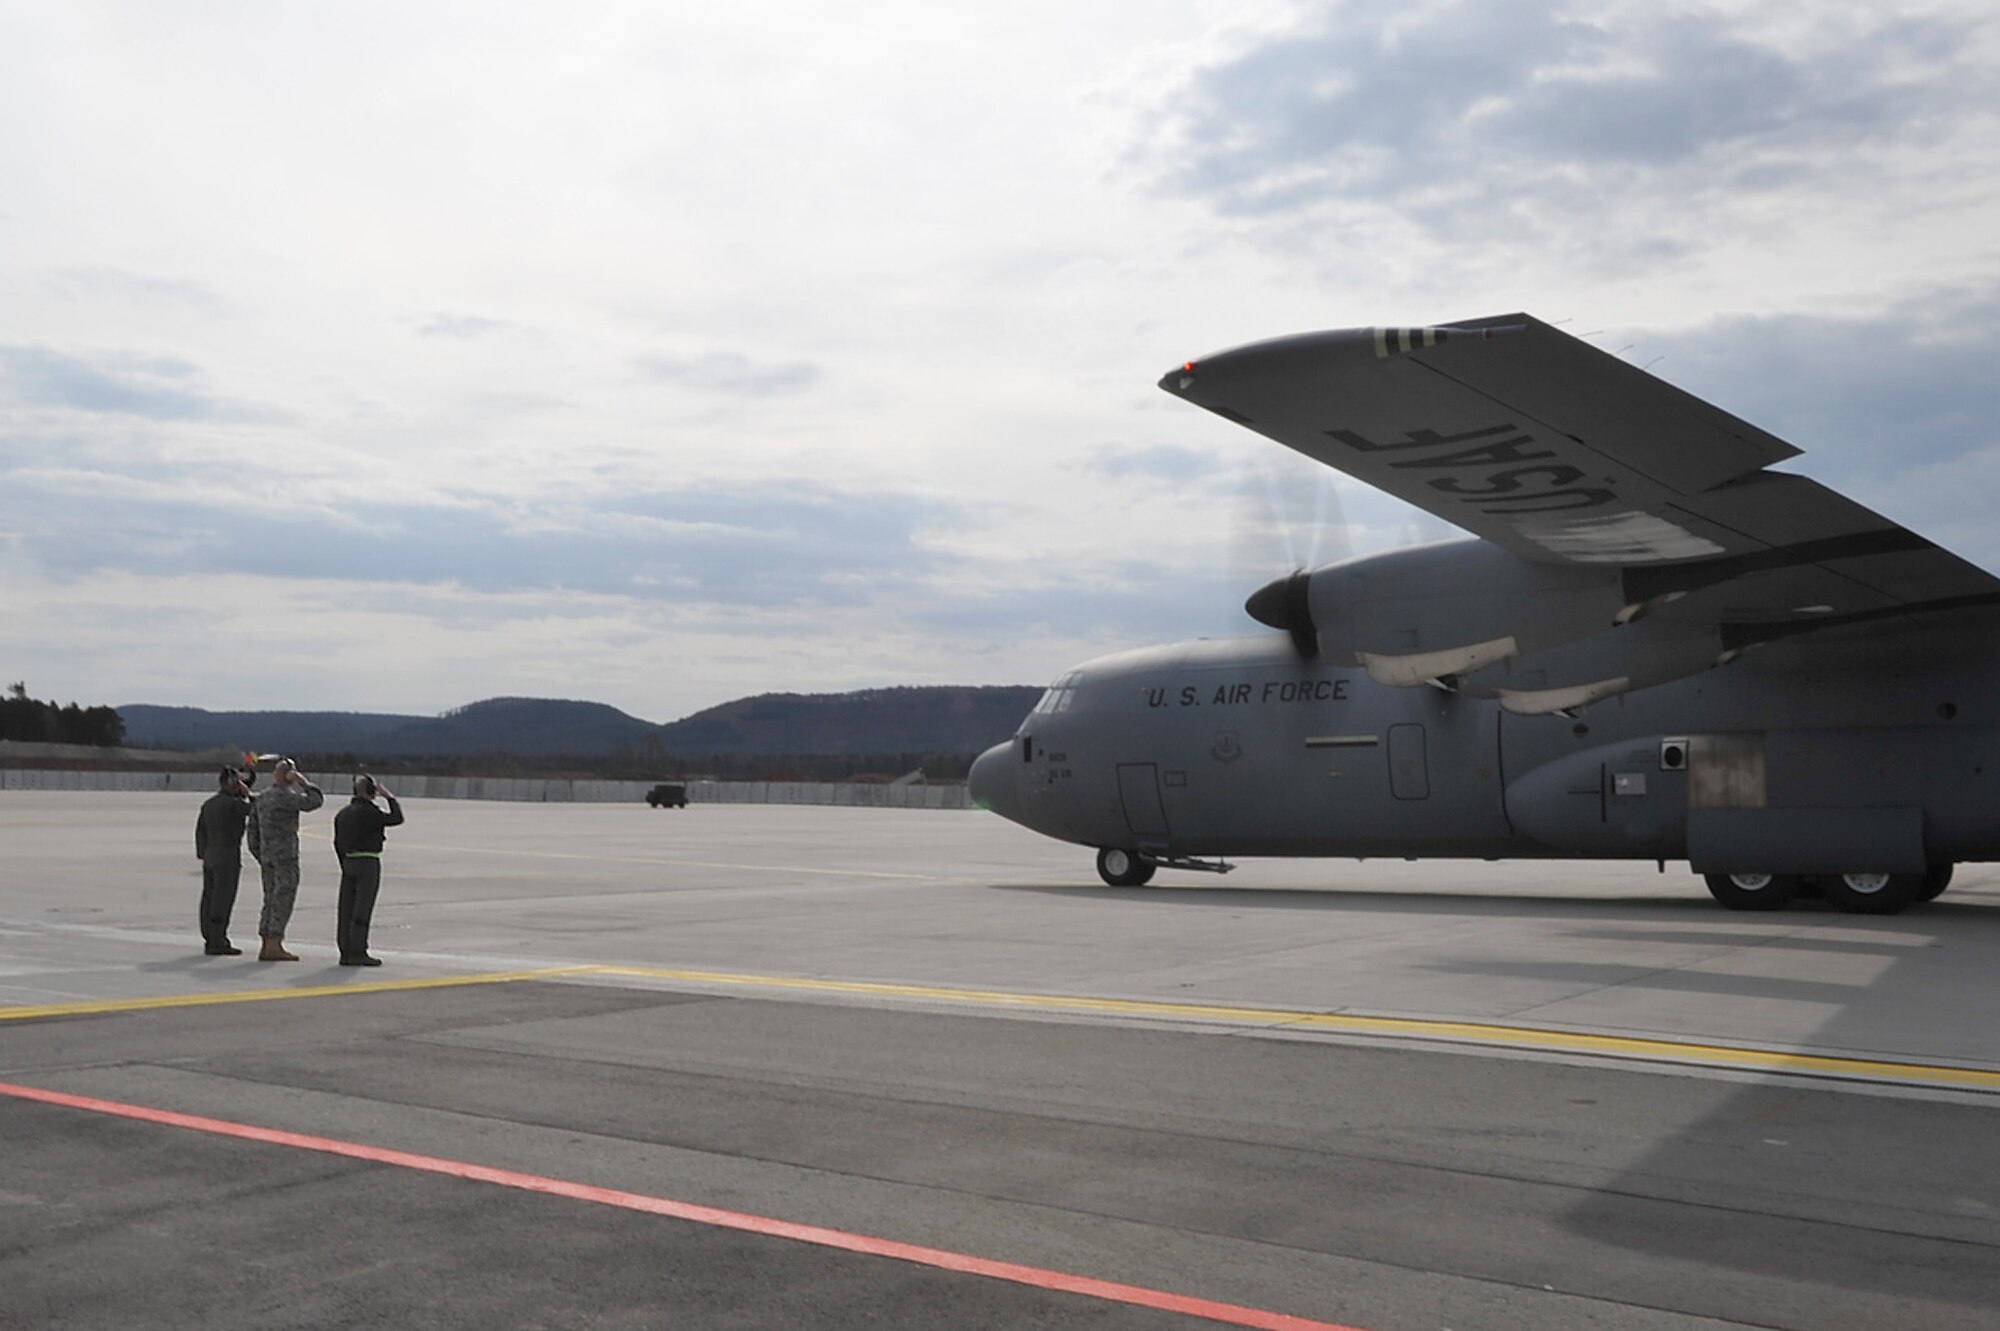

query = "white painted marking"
[1522, 512, 1726, 563]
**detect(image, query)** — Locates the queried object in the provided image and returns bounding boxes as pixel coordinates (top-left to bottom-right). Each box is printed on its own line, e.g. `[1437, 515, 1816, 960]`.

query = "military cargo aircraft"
[968, 315, 1999, 914]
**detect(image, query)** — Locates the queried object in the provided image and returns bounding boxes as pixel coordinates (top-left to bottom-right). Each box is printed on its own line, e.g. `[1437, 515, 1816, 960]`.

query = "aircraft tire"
[1096, 847, 1156, 887]
[1822, 871, 1924, 914]
[1702, 872, 1799, 911]
[1915, 863, 1954, 902]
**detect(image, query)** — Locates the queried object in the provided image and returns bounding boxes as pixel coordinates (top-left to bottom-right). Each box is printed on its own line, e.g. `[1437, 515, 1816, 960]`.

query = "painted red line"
[1, 1079, 1365, 1331]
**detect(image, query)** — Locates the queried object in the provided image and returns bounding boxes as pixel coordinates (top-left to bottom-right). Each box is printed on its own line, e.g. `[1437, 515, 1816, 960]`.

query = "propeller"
[1226, 451, 1353, 658]
[1246, 568, 1318, 657]
[1240, 567, 1320, 655]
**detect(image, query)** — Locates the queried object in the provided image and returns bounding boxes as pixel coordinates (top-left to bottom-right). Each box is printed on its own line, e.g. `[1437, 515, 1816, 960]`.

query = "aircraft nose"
[969, 739, 1024, 825]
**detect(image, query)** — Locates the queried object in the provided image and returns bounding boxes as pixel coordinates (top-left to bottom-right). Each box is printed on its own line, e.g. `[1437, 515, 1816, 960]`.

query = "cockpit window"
[1033, 671, 1083, 714]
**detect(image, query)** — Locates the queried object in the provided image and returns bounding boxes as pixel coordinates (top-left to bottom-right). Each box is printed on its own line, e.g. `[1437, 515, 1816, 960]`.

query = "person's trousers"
[336, 855, 383, 959]
[200, 859, 241, 944]
[259, 856, 300, 937]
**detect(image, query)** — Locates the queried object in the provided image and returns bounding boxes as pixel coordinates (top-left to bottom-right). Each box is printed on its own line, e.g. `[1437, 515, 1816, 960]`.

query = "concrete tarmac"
[3, 791, 1998, 1329]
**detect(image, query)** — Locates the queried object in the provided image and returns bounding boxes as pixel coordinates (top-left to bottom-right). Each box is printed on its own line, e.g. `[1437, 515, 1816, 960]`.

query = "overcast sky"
[5, 1, 1999, 722]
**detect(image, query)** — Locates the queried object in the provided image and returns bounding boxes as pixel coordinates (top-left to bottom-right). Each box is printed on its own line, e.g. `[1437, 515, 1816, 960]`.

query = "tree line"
[1, 682, 126, 747]
[276, 747, 976, 783]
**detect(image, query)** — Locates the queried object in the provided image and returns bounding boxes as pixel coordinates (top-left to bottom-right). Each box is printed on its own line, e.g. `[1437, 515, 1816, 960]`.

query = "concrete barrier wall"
[0, 769, 972, 809]
[0, 769, 229, 794]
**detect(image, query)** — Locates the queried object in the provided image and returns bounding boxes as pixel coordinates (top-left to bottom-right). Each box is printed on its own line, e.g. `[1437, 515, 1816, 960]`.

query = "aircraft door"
[1388, 723, 1430, 800]
[1116, 762, 1172, 840]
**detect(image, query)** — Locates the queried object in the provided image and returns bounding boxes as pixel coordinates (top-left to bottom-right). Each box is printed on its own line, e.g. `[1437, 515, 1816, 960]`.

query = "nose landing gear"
[1095, 847, 1157, 887]
[1093, 848, 1235, 886]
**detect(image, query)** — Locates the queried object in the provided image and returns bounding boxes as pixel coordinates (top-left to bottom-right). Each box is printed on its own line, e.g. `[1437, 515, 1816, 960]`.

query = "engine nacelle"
[1462, 620, 1736, 715]
[1247, 539, 1626, 685]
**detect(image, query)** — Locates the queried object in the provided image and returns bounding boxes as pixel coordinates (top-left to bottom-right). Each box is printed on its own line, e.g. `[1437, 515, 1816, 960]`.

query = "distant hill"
[118, 686, 1039, 762]
[380, 698, 660, 757]
[659, 687, 1038, 756]
[117, 706, 428, 756]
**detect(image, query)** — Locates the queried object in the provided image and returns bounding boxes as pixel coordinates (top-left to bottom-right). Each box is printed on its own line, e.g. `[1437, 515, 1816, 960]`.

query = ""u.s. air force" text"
[1147, 678, 1350, 708]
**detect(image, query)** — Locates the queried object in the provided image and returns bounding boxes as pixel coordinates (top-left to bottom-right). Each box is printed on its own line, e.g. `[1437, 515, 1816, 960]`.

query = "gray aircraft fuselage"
[970, 316, 2000, 912]
[968, 619, 2000, 887]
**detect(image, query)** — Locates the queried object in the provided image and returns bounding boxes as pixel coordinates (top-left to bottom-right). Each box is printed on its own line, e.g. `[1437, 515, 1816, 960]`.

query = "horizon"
[107, 681, 1043, 730]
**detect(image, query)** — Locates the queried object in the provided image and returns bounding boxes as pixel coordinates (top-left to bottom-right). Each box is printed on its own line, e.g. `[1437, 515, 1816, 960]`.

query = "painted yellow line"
[591, 966, 2000, 1093]
[14, 958, 1996, 1095]
[0, 966, 603, 1023]
[384, 840, 944, 881]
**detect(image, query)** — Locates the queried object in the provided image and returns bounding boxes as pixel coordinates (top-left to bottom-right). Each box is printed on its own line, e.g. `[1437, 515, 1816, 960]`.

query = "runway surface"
[3, 791, 1998, 1329]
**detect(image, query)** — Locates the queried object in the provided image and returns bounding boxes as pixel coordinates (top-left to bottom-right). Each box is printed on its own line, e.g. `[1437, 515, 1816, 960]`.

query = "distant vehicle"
[645, 782, 688, 809]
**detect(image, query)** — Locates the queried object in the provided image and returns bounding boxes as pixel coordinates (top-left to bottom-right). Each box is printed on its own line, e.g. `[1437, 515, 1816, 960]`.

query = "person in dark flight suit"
[332, 775, 404, 966]
[193, 767, 253, 955]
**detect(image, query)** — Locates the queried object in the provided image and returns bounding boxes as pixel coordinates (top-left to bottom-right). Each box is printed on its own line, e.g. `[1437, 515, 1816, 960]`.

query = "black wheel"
[1096, 847, 1156, 887]
[1915, 863, 1954, 903]
[1822, 871, 1923, 915]
[1702, 872, 1800, 911]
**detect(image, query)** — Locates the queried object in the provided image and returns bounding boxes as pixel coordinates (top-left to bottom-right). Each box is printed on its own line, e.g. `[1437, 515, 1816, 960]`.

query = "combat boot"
[259, 936, 299, 961]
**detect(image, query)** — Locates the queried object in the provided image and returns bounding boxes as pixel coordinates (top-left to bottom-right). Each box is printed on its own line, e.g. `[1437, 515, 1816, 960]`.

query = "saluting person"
[193, 767, 253, 955]
[332, 775, 404, 966]
[251, 758, 323, 960]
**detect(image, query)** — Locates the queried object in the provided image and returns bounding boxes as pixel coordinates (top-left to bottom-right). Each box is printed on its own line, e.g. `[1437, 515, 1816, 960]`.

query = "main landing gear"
[1702, 864, 1954, 915]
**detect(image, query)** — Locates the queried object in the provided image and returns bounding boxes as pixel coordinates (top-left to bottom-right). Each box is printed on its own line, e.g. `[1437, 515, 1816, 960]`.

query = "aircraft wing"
[1160, 314, 2000, 629]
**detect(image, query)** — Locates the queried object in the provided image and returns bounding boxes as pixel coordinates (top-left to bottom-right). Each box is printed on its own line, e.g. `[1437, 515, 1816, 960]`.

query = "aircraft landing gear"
[1095, 847, 1156, 887]
[1820, 871, 1926, 915]
[1703, 864, 1954, 914]
[1702, 872, 1799, 911]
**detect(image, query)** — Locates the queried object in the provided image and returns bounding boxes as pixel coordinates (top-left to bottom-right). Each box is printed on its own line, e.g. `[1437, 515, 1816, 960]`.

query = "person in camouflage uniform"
[252, 758, 324, 960]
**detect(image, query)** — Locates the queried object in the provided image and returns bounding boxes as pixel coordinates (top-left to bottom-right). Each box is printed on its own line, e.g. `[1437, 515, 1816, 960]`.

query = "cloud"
[0, 344, 286, 423]
[1489, 24, 1945, 168]
[0, 345, 217, 420]
[1638, 285, 2000, 473]
[414, 312, 519, 340]
[1628, 283, 2000, 567]
[1132, 3, 1991, 249]
[0, 462, 964, 610]
[1074, 442, 1233, 485]
[47, 268, 224, 311]
[634, 351, 821, 396]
